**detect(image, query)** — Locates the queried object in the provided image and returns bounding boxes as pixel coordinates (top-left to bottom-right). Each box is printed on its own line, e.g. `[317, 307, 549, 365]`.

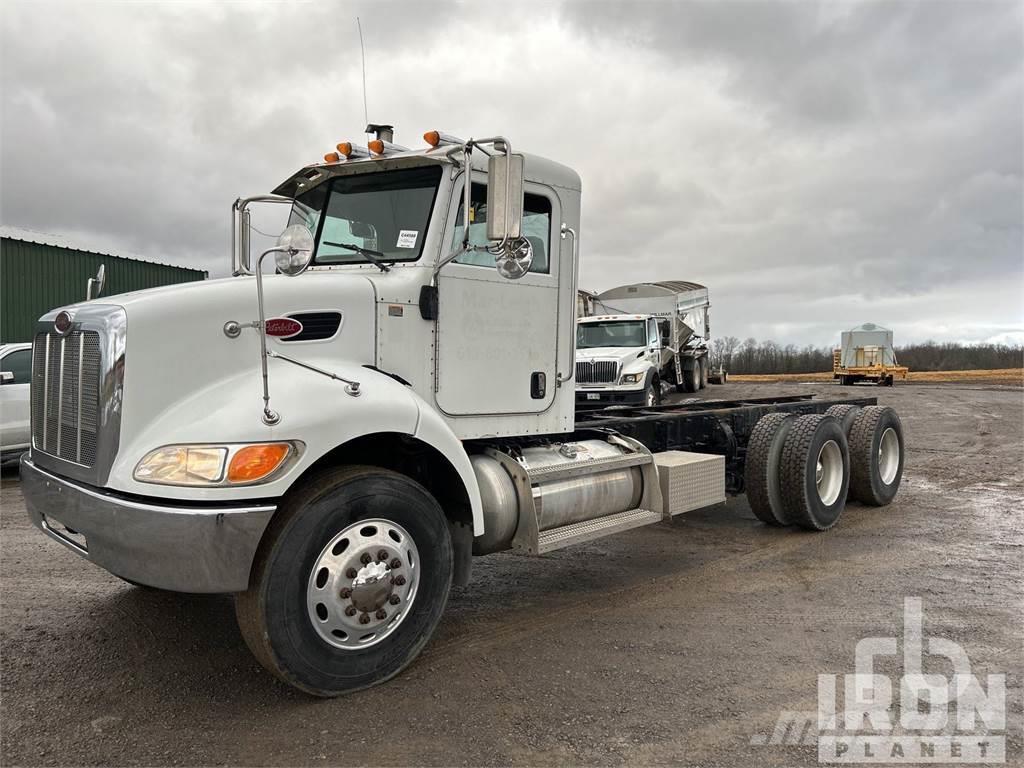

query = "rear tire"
[824, 404, 861, 435]
[682, 362, 700, 393]
[778, 414, 850, 531]
[236, 466, 453, 697]
[744, 413, 797, 525]
[848, 406, 904, 506]
[699, 358, 709, 389]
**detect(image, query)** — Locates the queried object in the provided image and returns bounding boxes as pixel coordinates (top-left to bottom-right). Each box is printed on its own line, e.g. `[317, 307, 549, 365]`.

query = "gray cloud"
[2, 0, 1021, 346]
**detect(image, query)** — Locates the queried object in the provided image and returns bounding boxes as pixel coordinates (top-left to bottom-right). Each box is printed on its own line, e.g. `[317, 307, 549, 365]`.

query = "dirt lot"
[2, 381, 1021, 767]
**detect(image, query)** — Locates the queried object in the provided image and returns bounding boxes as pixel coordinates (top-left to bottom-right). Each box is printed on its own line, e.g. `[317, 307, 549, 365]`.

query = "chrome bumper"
[19, 456, 276, 593]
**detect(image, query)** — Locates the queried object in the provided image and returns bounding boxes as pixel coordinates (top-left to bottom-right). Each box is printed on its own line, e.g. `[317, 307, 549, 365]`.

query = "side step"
[536, 508, 662, 554]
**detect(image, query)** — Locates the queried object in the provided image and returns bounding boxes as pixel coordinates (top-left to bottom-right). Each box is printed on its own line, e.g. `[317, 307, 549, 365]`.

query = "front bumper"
[575, 387, 647, 407]
[20, 455, 276, 593]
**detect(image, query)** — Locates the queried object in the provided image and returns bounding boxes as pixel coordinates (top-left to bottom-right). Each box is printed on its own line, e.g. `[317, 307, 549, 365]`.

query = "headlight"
[620, 372, 644, 384]
[134, 442, 299, 487]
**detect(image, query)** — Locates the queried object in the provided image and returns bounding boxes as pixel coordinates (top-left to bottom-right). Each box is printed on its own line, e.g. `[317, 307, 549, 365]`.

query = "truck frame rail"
[575, 394, 878, 494]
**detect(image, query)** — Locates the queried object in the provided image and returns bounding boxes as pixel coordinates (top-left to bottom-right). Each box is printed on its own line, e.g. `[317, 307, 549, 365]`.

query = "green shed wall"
[1, 237, 207, 343]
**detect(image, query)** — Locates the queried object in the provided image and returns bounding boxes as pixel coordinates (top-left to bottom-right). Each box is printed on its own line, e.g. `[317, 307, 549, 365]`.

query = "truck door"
[434, 178, 561, 416]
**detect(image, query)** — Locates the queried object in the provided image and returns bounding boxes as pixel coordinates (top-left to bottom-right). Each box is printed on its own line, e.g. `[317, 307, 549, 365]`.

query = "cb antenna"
[357, 17, 369, 143]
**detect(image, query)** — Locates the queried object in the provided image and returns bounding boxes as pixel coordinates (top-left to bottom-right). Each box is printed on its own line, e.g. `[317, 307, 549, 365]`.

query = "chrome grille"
[575, 360, 618, 384]
[32, 331, 102, 466]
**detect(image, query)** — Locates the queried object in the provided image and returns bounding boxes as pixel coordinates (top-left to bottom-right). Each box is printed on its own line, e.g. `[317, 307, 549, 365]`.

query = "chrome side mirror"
[274, 224, 315, 276]
[87, 264, 106, 300]
[486, 152, 524, 242]
[495, 237, 534, 280]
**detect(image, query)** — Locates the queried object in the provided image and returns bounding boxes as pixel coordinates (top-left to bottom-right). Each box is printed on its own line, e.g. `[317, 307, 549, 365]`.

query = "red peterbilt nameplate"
[264, 318, 303, 338]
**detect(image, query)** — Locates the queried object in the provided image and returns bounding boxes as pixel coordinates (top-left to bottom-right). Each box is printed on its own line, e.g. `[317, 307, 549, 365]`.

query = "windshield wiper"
[323, 241, 391, 272]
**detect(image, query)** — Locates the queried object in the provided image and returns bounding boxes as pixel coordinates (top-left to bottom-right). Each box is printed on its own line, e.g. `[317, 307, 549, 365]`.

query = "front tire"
[643, 374, 662, 407]
[236, 466, 453, 697]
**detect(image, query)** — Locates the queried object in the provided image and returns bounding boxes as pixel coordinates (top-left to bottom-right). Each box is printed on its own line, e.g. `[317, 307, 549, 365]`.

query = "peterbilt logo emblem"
[53, 310, 74, 335]
[264, 317, 303, 338]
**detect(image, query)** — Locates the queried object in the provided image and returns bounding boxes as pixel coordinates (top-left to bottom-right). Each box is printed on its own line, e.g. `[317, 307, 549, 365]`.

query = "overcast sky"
[2, 0, 1021, 346]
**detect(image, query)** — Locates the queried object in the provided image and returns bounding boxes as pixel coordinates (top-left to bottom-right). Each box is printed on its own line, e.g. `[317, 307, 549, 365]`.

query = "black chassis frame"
[572, 394, 877, 495]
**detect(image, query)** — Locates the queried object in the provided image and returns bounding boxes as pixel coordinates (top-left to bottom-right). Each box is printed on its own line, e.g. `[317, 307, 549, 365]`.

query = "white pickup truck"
[20, 126, 905, 697]
[576, 281, 712, 407]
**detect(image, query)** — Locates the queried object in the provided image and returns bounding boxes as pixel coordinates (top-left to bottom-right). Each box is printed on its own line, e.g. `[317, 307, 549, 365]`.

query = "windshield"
[287, 166, 442, 266]
[577, 320, 648, 349]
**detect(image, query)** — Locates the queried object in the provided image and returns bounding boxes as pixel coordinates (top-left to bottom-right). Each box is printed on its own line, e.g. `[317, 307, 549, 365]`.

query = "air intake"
[281, 312, 342, 342]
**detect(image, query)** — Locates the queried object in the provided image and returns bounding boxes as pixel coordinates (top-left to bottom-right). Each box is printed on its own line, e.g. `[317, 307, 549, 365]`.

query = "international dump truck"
[576, 281, 712, 407]
[20, 127, 906, 696]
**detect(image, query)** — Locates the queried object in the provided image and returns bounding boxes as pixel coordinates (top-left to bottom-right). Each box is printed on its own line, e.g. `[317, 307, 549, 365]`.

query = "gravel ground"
[1, 381, 1021, 767]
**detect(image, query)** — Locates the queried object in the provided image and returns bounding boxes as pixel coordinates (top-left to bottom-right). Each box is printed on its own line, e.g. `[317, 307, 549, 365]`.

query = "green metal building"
[1, 226, 207, 343]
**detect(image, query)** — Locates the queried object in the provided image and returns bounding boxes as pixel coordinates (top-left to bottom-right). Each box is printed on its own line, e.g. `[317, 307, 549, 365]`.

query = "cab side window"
[647, 319, 660, 347]
[452, 183, 552, 274]
[1, 349, 31, 384]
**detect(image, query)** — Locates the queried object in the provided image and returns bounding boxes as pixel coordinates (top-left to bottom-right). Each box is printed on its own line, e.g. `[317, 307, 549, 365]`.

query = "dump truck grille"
[576, 360, 618, 384]
[31, 331, 102, 466]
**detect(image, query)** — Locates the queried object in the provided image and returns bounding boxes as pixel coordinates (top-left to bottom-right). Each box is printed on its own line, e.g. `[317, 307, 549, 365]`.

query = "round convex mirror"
[495, 237, 534, 280]
[275, 225, 315, 276]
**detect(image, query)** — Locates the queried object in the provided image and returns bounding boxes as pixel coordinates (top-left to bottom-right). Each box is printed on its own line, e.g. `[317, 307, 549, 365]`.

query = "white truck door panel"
[435, 272, 558, 415]
[435, 180, 561, 417]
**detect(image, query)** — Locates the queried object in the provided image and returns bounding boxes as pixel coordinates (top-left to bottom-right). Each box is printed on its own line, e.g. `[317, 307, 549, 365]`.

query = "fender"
[410, 393, 484, 536]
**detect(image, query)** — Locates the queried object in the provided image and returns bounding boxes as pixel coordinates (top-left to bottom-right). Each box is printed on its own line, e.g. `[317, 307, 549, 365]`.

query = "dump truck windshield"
[287, 165, 442, 266]
[577, 320, 648, 349]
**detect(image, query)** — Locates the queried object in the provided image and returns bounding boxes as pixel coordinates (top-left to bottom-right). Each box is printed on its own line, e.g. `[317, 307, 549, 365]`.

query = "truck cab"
[576, 314, 667, 407]
[576, 281, 714, 405]
[19, 127, 905, 698]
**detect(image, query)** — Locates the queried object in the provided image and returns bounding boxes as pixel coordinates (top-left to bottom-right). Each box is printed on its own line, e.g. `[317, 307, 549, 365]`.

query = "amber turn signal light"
[227, 443, 291, 483]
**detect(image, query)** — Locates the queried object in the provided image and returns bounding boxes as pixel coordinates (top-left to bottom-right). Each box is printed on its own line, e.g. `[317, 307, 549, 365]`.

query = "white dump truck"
[576, 281, 712, 407]
[21, 126, 906, 696]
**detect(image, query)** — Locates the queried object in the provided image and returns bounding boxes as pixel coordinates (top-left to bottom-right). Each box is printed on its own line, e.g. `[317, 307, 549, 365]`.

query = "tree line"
[709, 337, 1023, 374]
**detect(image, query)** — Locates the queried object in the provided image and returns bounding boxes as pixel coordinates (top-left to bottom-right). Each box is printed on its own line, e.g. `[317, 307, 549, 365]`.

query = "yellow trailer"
[833, 348, 909, 386]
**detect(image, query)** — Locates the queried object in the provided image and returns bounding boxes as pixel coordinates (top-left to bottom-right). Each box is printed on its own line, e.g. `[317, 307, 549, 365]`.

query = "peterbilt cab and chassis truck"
[576, 281, 713, 408]
[20, 127, 906, 697]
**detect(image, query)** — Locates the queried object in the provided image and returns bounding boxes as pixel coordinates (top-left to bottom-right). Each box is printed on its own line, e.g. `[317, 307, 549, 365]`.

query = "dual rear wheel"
[744, 405, 904, 530]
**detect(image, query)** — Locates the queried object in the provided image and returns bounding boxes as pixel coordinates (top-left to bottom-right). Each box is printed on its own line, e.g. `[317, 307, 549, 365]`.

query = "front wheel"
[236, 466, 453, 697]
[643, 376, 661, 407]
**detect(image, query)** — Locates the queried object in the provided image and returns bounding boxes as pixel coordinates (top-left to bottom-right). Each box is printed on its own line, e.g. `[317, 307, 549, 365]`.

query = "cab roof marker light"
[323, 152, 341, 163]
[367, 139, 410, 156]
[336, 142, 370, 159]
[424, 130, 465, 148]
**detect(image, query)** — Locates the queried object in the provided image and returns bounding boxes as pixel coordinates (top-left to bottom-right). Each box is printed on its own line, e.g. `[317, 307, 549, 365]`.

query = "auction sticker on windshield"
[397, 230, 418, 248]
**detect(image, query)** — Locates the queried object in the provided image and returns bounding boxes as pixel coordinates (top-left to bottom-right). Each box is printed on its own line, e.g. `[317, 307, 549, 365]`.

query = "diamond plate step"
[536, 508, 662, 554]
[526, 453, 650, 483]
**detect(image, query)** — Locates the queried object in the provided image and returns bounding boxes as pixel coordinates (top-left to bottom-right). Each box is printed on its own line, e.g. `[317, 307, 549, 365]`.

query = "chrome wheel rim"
[878, 427, 899, 485]
[815, 439, 843, 505]
[306, 518, 419, 650]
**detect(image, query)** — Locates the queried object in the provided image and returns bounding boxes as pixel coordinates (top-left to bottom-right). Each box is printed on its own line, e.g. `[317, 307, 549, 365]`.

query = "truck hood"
[576, 346, 645, 364]
[105, 271, 378, 463]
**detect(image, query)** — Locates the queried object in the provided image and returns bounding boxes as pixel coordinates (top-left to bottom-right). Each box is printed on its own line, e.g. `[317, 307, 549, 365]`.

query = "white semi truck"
[576, 281, 712, 407]
[20, 126, 905, 696]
